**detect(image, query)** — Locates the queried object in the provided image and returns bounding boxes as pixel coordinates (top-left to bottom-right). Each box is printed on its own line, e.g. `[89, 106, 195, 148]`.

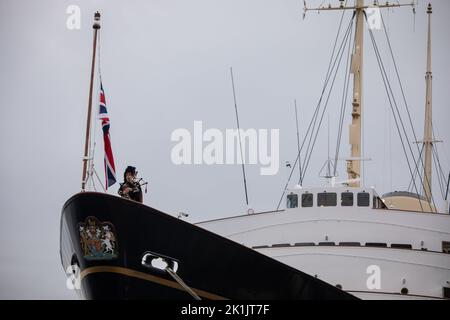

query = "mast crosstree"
[304, 0, 416, 187]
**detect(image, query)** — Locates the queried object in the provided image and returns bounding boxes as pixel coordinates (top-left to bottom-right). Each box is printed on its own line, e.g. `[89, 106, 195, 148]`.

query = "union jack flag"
[98, 82, 117, 189]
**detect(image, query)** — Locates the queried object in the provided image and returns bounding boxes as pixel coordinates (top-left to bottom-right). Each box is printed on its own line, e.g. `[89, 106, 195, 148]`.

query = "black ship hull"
[60, 192, 355, 300]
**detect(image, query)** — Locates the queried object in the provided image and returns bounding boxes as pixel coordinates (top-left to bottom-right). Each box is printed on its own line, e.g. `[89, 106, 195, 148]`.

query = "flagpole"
[81, 12, 101, 191]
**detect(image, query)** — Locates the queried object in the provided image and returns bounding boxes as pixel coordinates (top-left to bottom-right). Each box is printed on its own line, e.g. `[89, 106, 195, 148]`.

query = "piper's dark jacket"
[118, 181, 143, 203]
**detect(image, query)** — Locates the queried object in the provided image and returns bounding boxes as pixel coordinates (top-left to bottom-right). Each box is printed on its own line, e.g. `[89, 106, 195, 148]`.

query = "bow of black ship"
[60, 192, 356, 300]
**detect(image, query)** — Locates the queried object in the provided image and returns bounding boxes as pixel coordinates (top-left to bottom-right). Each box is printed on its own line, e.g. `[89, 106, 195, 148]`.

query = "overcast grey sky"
[0, 0, 449, 299]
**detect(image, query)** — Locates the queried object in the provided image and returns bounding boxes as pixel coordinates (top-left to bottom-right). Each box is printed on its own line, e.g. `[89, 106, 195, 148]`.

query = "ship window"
[302, 193, 313, 207]
[444, 287, 450, 299]
[252, 245, 269, 249]
[391, 244, 412, 250]
[318, 192, 337, 207]
[339, 242, 361, 247]
[341, 192, 354, 206]
[294, 242, 315, 247]
[365, 242, 387, 248]
[357, 192, 370, 207]
[287, 193, 298, 208]
[443, 242, 450, 254]
[318, 242, 335, 246]
[272, 243, 291, 248]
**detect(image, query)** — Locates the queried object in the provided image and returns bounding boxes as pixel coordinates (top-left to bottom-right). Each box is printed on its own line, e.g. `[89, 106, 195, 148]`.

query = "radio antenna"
[294, 100, 303, 186]
[230, 67, 249, 208]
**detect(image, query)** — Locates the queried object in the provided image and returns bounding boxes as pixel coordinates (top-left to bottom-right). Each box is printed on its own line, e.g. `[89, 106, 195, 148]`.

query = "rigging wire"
[432, 144, 448, 198]
[407, 143, 424, 192]
[87, 29, 106, 192]
[333, 16, 354, 177]
[275, 11, 355, 210]
[299, 9, 352, 176]
[379, 12, 437, 209]
[91, 30, 101, 191]
[85, 29, 101, 191]
[294, 100, 303, 185]
[301, 14, 355, 183]
[386, 1, 393, 192]
[94, 167, 106, 193]
[446, 173, 450, 202]
[92, 29, 105, 193]
[301, 15, 355, 178]
[366, 18, 427, 212]
[432, 128, 449, 194]
[434, 125, 450, 169]
[92, 30, 101, 191]
[230, 67, 249, 208]
[432, 125, 450, 205]
[432, 147, 446, 199]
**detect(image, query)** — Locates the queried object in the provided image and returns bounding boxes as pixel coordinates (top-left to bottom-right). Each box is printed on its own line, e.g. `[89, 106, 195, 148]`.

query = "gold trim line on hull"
[80, 266, 227, 300]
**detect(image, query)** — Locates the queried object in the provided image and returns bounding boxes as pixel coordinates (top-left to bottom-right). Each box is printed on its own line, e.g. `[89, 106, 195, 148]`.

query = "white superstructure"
[198, 186, 450, 299]
[199, 1, 450, 300]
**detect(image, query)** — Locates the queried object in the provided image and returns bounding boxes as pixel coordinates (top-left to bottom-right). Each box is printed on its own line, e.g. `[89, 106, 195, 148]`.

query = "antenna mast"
[422, 3, 433, 204]
[81, 12, 101, 191]
[294, 100, 303, 185]
[230, 67, 250, 208]
[304, 0, 416, 188]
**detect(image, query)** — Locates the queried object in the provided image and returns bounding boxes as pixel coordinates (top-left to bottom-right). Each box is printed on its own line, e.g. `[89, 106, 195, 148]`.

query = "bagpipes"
[134, 177, 148, 193]
[119, 177, 148, 199]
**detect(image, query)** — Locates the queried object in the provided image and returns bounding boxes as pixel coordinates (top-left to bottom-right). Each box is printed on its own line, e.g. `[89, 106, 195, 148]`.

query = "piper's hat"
[124, 166, 137, 180]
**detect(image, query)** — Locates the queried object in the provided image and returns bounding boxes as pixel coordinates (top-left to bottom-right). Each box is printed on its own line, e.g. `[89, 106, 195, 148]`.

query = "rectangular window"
[317, 192, 337, 207]
[444, 287, 450, 299]
[339, 242, 361, 247]
[302, 193, 313, 207]
[287, 193, 298, 208]
[365, 242, 387, 248]
[341, 192, 354, 206]
[357, 192, 370, 207]
[391, 244, 412, 250]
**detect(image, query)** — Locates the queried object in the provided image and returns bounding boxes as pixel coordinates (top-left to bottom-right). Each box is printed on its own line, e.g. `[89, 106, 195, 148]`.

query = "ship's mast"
[422, 3, 433, 203]
[81, 12, 101, 191]
[348, 0, 364, 187]
[304, 0, 416, 187]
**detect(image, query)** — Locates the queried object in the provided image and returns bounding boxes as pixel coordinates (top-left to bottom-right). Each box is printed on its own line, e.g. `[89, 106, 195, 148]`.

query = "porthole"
[401, 287, 409, 295]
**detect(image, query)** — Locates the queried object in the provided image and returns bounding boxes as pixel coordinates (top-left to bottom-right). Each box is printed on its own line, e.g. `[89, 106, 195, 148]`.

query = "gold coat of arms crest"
[78, 216, 118, 260]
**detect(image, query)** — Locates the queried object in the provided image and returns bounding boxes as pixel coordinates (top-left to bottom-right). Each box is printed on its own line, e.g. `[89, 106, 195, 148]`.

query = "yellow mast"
[348, 0, 364, 187]
[304, 0, 416, 187]
[81, 12, 101, 191]
[422, 3, 433, 204]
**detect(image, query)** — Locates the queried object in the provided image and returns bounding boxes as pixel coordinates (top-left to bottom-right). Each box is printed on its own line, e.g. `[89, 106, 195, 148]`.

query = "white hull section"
[197, 188, 450, 299]
[257, 246, 448, 299]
